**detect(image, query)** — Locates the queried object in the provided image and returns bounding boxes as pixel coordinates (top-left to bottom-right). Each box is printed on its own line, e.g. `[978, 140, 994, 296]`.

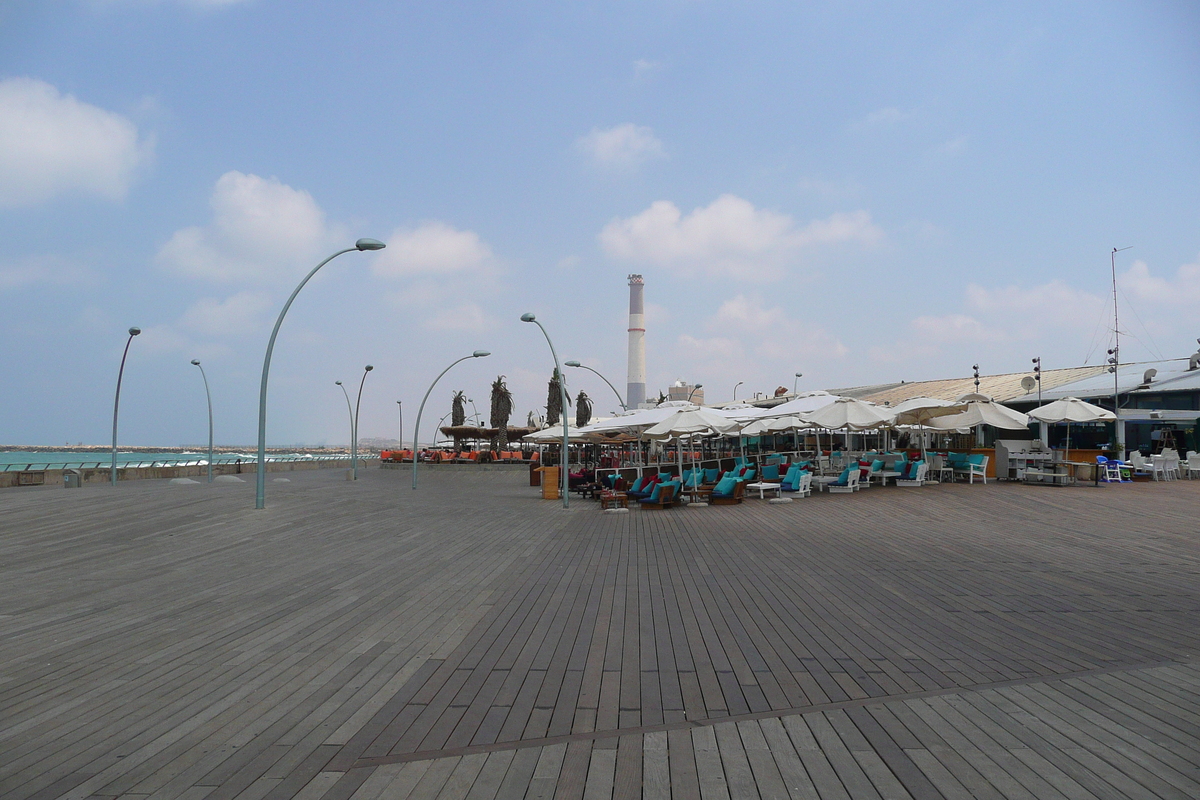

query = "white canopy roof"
[890, 396, 969, 426]
[761, 391, 841, 418]
[801, 396, 895, 431]
[1027, 397, 1116, 424]
[926, 397, 1030, 430]
[641, 408, 744, 440]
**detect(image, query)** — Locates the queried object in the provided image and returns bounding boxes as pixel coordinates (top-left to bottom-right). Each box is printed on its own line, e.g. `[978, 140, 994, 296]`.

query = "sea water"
[0, 451, 336, 471]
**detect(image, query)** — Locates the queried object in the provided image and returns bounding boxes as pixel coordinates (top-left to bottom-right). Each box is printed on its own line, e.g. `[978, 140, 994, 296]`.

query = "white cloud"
[858, 106, 910, 128]
[576, 123, 666, 169]
[1119, 256, 1200, 308]
[0, 77, 152, 207]
[0, 254, 95, 290]
[600, 194, 882, 278]
[371, 221, 493, 278]
[156, 171, 337, 282]
[179, 291, 273, 336]
[425, 303, 488, 332]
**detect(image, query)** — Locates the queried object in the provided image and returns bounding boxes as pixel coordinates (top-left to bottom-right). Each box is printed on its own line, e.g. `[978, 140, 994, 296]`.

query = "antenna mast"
[1108, 246, 1132, 455]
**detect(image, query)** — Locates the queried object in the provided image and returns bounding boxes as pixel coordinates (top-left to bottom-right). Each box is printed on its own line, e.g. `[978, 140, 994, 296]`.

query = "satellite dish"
[1142, 368, 1157, 384]
[1020, 376, 1036, 392]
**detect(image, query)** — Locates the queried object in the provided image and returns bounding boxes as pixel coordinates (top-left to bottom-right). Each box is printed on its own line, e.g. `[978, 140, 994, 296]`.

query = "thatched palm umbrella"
[546, 371, 570, 427]
[451, 390, 466, 450]
[575, 391, 593, 428]
[490, 375, 514, 450]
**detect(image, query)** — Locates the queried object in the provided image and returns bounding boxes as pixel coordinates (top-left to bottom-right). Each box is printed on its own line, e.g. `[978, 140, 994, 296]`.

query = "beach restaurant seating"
[710, 475, 745, 505]
[950, 453, 988, 484]
[1096, 456, 1122, 483]
[780, 469, 812, 498]
[896, 461, 928, 487]
[639, 480, 680, 510]
[827, 464, 860, 493]
[1187, 452, 1200, 479]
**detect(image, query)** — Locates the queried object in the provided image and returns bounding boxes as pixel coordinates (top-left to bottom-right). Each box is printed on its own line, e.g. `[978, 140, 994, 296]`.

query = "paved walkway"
[1, 469, 1198, 799]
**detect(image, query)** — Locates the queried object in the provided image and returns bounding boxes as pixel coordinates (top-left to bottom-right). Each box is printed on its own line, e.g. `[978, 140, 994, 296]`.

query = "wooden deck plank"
[2, 471, 1199, 799]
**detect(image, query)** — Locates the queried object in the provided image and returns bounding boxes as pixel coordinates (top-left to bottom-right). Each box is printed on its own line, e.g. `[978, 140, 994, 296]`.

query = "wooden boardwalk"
[1, 469, 1198, 799]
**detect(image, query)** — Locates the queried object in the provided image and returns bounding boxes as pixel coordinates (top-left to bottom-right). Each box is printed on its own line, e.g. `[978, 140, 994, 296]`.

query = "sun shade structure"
[801, 396, 895, 431]
[926, 393, 1030, 431]
[890, 396, 970, 460]
[641, 407, 744, 440]
[1028, 397, 1116, 462]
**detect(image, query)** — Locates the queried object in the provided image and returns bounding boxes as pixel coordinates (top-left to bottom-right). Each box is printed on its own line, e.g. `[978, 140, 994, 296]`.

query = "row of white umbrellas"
[524, 393, 1115, 463]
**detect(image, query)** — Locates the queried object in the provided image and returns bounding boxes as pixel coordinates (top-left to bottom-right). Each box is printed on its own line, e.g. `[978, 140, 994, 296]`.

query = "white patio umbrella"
[1028, 397, 1115, 462]
[643, 408, 744, 487]
[926, 394, 1030, 432]
[891, 396, 969, 460]
[801, 397, 895, 472]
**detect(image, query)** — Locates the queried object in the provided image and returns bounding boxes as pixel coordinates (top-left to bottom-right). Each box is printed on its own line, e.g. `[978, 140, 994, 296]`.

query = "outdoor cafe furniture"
[951, 454, 989, 483]
[599, 491, 629, 509]
[744, 480, 782, 499]
[896, 462, 929, 487]
[826, 465, 861, 493]
[710, 479, 745, 505]
[1187, 453, 1200, 479]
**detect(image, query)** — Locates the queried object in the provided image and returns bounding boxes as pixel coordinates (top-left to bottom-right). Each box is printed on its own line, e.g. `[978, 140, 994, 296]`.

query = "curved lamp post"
[412, 351, 490, 489]
[793, 372, 803, 394]
[687, 383, 704, 403]
[521, 313, 570, 509]
[733, 380, 744, 402]
[256, 238, 385, 509]
[335, 380, 353, 470]
[564, 361, 627, 410]
[353, 365, 373, 479]
[191, 359, 214, 483]
[396, 401, 403, 448]
[111, 326, 141, 486]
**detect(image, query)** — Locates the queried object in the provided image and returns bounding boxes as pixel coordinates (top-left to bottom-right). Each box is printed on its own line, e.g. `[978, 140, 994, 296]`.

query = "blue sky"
[2, 0, 1198, 447]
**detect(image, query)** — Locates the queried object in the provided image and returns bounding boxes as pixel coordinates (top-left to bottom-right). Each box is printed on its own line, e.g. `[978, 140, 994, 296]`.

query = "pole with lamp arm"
[412, 351, 490, 489]
[352, 365, 373, 479]
[1110, 246, 1132, 457]
[396, 401, 403, 450]
[256, 238, 385, 509]
[111, 327, 141, 486]
[793, 372, 803, 394]
[521, 313, 570, 509]
[564, 361, 627, 410]
[190, 359, 214, 483]
[335, 380, 353, 469]
[733, 381, 744, 402]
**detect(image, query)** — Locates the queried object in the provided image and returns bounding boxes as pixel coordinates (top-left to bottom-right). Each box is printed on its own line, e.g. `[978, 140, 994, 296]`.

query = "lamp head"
[520, 313, 536, 322]
[472, 350, 490, 358]
[190, 359, 200, 366]
[695, 383, 703, 389]
[355, 238, 386, 251]
[795, 372, 803, 378]
[364, 365, 374, 372]
[335, 380, 343, 386]
[128, 327, 141, 336]
[565, 360, 581, 367]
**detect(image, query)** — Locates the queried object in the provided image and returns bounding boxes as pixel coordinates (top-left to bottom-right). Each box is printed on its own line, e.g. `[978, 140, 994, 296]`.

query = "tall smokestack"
[627, 274, 646, 409]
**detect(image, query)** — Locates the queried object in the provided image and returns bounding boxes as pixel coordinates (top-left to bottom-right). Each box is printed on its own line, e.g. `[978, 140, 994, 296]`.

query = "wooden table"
[598, 491, 628, 509]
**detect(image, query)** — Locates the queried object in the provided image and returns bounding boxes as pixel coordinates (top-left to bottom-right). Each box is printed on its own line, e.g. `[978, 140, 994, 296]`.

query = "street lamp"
[687, 383, 704, 403]
[412, 351, 490, 489]
[335, 380, 353, 471]
[352, 365, 373, 479]
[564, 360, 627, 410]
[110, 326, 141, 486]
[972, 364, 980, 391]
[191, 359, 214, 483]
[793, 372, 803, 394]
[733, 381, 744, 402]
[396, 401, 403, 448]
[1031, 358, 1042, 407]
[521, 312, 570, 509]
[255, 238, 385, 509]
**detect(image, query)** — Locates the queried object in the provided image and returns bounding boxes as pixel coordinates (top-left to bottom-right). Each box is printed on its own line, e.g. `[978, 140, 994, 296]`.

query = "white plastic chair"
[797, 472, 813, 497]
[1187, 454, 1200, 479]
